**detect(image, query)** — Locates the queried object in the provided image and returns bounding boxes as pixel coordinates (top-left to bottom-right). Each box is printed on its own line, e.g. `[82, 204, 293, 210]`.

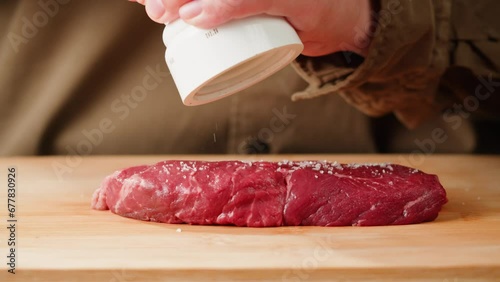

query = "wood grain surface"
[0, 155, 499, 281]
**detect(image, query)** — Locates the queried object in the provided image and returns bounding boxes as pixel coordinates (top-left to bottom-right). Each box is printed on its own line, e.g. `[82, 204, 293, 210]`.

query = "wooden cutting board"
[0, 155, 499, 281]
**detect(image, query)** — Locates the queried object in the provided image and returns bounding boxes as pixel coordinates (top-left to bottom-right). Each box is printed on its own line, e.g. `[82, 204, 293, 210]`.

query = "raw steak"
[91, 160, 447, 227]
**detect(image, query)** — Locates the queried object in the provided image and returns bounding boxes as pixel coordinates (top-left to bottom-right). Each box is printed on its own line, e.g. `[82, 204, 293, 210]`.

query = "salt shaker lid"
[163, 15, 303, 106]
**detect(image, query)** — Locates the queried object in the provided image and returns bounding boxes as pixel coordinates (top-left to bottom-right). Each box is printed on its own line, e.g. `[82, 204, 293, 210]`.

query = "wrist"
[339, 0, 376, 57]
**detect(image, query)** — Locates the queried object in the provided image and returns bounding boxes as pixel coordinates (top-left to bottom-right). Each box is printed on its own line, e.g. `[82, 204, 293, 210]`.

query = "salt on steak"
[91, 161, 447, 227]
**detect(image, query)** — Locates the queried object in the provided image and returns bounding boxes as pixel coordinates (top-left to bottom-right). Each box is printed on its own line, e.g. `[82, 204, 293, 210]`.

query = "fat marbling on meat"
[91, 160, 447, 227]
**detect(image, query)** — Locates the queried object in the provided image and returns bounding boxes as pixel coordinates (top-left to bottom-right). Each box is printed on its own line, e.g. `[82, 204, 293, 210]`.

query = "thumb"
[179, 0, 276, 29]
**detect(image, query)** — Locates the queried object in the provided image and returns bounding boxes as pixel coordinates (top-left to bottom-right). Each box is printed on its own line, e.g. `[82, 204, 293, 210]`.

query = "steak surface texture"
[91, 160, 447, 227]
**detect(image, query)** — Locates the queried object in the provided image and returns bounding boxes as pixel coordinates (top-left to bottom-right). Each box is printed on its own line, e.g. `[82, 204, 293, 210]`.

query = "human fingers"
[179, 0, 278, 29]
[132, 0, 192, 23]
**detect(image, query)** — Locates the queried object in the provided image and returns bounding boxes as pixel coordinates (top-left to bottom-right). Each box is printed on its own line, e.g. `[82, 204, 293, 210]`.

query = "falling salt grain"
[176, 228, 182, 233]
[477, 196, 481, 200]
[213, 133, 217, 143]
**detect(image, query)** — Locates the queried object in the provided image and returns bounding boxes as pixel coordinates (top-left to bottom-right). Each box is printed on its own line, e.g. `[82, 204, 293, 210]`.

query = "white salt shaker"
[163, 15, 304, 106]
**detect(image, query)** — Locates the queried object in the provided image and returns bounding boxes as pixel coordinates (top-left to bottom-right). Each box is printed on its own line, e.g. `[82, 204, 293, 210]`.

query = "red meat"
[92, 160, 447, 227]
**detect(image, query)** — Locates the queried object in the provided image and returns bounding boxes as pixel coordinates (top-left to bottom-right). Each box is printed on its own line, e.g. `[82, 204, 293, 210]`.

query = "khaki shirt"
[0, 0, 499, 156]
